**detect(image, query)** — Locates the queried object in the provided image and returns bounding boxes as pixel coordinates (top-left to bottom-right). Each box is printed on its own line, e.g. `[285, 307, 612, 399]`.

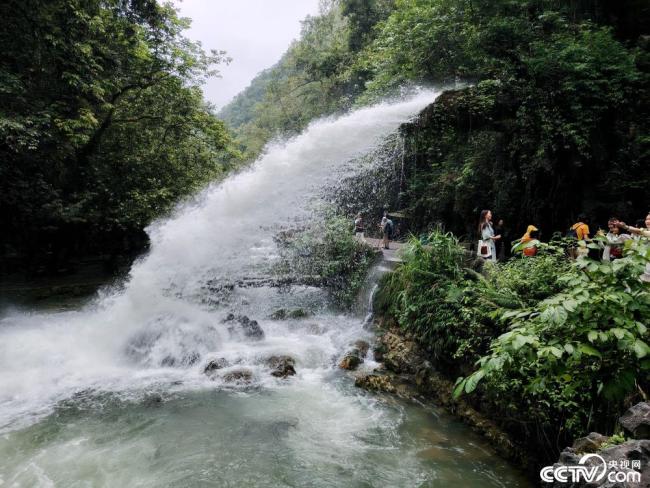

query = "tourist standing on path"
[380, 212, 393, 250]
[570, 214, 591, 241]
[354, 213, 365, 241]
[478, 210, 501, 262]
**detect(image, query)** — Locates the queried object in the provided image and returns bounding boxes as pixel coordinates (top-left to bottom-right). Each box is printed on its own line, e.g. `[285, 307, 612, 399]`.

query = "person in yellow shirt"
[567, 214, 590, 259]
[571, 214, 590, 240]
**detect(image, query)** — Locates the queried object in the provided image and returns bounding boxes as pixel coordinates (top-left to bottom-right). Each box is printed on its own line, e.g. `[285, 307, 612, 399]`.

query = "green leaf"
[633, 339, 650, 359]
[587, 330, 598, 343]
[464, 370, 485, 394]
[452, 377, 466, 398]
[512, 334, 534, 350]
[563, 299, 578, 312]
[610, 328, 626, 340]
[578, 343, 602, 358]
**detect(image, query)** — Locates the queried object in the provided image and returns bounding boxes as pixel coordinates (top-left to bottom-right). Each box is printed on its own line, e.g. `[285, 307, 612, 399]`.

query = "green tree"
[0, 0, 235, 271]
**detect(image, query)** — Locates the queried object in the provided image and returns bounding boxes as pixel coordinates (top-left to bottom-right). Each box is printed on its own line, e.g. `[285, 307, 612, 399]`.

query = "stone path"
[364, 238, 405, 263]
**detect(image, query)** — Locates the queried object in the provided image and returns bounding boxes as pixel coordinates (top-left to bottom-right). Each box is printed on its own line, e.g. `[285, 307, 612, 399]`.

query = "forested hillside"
[7, 0, 646, 276]
[222, 0, 649, 234]
[1, 0, 237, 274]
[220, 0, 395, 158]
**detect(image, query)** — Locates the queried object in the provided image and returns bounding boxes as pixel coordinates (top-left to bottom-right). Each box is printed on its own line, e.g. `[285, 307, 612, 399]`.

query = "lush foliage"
[456, 239, 650, 439]
[376, 0, 649, 236]
[377, 229, 650, 458]
[1, 0, 237, 271]
[375, 230, 572, 367]
[277, 216, 378, 308]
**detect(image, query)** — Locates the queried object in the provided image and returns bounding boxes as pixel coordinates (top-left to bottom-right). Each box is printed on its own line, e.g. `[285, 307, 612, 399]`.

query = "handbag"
[478, 239, 492, 258]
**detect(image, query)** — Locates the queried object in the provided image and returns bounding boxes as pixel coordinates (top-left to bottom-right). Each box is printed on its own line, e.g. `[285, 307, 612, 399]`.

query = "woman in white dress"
[478, 209, 501, 262]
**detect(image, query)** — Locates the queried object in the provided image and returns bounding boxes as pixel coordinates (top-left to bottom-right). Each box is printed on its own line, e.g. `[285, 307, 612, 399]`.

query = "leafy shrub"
[455, 240, 650, 440]
[280, 216, 378, 308]
[376, 229, 573, 368]
[377, 228, 649, 452]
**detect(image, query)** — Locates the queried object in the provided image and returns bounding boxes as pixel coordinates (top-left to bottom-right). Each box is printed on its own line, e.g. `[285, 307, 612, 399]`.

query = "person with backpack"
[569, 215, 590, 240]
[354, 213, 365, 241]
[477, 209, 501, 262]
[568, 214, 591, 258]
[379, 212, 393, 250]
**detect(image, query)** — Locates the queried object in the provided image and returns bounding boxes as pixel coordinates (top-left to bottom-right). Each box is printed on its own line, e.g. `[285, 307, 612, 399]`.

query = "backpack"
[385, 220, 394, 236]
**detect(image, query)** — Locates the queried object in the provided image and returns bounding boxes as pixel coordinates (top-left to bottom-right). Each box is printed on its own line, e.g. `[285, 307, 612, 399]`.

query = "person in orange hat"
[519, 225, 540, 256]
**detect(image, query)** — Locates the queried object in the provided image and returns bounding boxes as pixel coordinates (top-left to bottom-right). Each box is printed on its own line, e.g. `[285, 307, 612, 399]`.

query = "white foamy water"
[0, 90, 440, 432]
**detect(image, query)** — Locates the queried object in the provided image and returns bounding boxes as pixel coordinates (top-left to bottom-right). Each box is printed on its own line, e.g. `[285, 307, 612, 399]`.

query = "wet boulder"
[203, 357, 230, 375]
[379, 330, 422, 375]
[161, 352, 200, 368]
[353, 340, 370, 357]
[339, 340, 370, 371]
[571, 432, 610, 454]
[354, 374, 396, 394]
[414, 360, 435, 388]
[620, 401, 650, 439]
[550, 439, 650, 488]
[222, 368, 254, 384]
[339, 349, 363, 371]
[223, 314, 265, 341]
[241, 318, 264, 340]
[373, 343, 386, 362]
[266, 355, 296, 378]
[270, 309, 288, 320]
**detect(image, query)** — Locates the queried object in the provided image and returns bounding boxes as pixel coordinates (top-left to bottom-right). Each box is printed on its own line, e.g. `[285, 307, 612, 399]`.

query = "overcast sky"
[172, 0, 321, 110]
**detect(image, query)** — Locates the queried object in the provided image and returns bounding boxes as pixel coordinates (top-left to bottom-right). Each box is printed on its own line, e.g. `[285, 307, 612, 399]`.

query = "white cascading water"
[0, 90, 531, 487]
[0, 90, 441, 432]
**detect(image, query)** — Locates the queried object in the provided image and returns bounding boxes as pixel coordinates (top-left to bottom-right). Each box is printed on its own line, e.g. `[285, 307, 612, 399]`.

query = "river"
[0, 91, 530, 487]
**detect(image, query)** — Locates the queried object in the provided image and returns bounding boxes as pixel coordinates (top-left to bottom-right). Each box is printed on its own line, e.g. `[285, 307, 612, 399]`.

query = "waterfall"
[0, 89, 530, 488]
[0, 89, 441, 432]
